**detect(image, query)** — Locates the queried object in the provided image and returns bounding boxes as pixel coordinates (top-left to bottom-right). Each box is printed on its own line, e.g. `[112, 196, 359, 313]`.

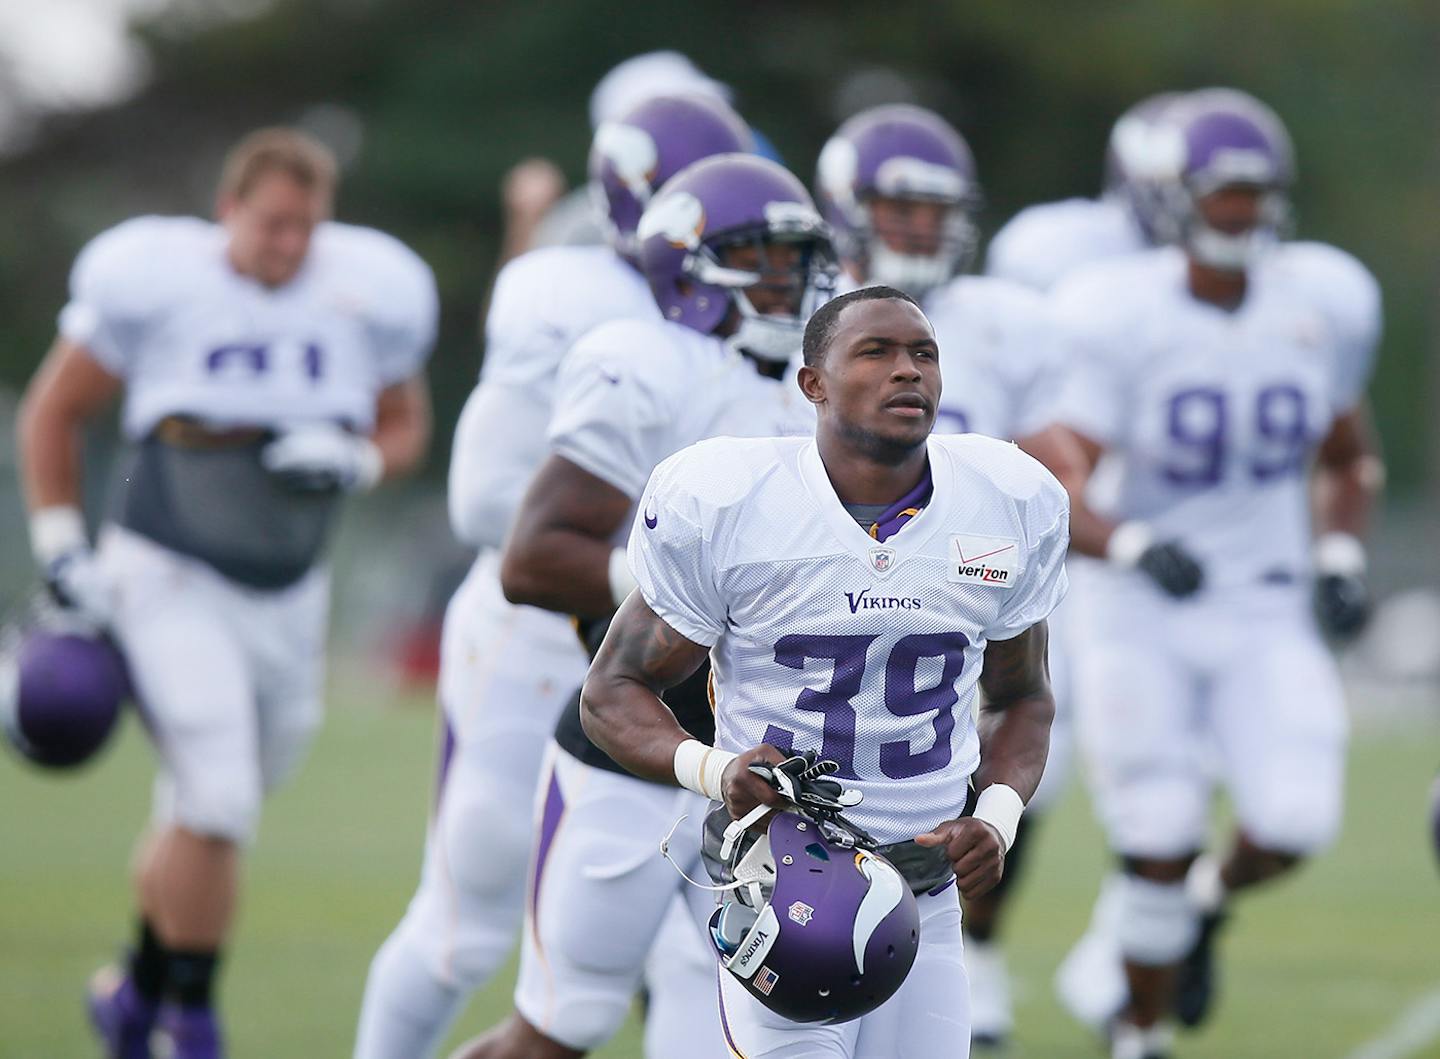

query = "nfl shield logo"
[869, 547, 895, 573]
[788, 901, 814, 926]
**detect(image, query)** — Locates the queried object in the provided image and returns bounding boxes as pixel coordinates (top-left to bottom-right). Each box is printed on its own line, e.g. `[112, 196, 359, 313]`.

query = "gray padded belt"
[112, 435, 340, 590]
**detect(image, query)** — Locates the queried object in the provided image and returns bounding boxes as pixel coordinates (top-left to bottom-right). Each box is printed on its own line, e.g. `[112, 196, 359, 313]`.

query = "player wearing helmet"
[815, 103, 1073, 1048]
[352, 95, 754, 1059]
[580, 285, 1069, 1058]
[17, 127, 437, 1059]
[1038, 89, 1383, 1059]
[447, 153, 835, 1059]
[985, 92, 1185, 292]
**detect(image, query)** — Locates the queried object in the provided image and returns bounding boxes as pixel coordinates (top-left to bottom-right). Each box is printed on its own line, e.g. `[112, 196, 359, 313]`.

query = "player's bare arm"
[582, 591, 788, 820]
[16, 337, 121, 509]
[1310, 401, 1383, 637]
[915, 621, 1054, 900]
[499, 453, 634, 617]
[1023, 424, 1112, 558]
[1312, 401, 1382, 537]
[369, 375, 432, 481]
[974, 620, 1055, 801]
[579, 590, 711, 783]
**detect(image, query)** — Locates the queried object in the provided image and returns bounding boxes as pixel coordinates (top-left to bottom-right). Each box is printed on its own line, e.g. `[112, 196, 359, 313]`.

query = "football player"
[352, 94, 754, 1059]
[984, 91, 1188, 1032]
[17, 127, 438, 1058]
[985, 92, 1183, 292]
[815, 103, 1070, 1048]
[448, 153, 834, 1059]
[1038, 89, 1382, 1059]
[580, 285, 1070, 1058]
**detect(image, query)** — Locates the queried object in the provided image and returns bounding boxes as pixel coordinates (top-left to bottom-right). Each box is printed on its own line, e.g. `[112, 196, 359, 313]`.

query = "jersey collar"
[797, 437, 953, 580]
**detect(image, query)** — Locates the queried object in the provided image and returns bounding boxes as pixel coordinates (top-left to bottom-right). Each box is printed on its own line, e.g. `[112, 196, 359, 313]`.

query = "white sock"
[353, 928, 468, 1059]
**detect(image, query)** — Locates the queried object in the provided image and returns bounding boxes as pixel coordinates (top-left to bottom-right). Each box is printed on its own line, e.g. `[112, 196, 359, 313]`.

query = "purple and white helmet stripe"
[637, 153, 837, 360]
[815, 104, 980, 298]
[1102, 91, 1186, 243]
[705, 811, 920, 1024]
[588, 93, 753, 261]
[1159, 87, 1295, 270]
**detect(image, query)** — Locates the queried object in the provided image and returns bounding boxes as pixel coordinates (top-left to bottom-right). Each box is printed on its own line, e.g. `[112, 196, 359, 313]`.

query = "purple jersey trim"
[870, 466, 934, 543]
[432, 717, 457, 814]
[529, 765, 567, 931]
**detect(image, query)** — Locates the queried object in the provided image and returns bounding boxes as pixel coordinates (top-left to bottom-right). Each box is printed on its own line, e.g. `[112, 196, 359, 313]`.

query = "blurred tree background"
[0, 0, 1435, 494]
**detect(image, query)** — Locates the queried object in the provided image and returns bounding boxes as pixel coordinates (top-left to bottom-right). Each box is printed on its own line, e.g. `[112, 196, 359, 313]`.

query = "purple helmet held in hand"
[1102, 91, 1186, 244]
[815, 104, 981, 299]
[637, 153, 837, 362]
[708, 810, 919, 1024]
[0, 626, 129, 769]
[589, 93, 753, 262]
[1158, 88, 1295, 270]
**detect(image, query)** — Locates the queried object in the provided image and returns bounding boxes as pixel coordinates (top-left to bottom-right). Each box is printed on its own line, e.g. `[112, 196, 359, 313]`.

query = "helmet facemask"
[857, 195, 977, 299]
[686, 220, 838, 363]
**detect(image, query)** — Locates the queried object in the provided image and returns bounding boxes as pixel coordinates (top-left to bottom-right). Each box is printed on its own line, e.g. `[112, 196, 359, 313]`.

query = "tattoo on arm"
[607, 593, 710, 694]
[979, 621, 1050, 712]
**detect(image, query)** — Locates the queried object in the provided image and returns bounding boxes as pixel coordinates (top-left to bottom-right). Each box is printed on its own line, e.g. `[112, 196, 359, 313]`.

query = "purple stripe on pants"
[529, 765, 566, 923]
[432, 716, 457, 813]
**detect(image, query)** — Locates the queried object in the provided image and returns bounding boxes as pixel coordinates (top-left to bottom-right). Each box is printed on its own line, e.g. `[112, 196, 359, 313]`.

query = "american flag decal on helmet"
[754, 966, 779, 996]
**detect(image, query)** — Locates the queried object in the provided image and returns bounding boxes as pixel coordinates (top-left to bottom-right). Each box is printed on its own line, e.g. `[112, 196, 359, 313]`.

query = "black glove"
[1314, 572, 1370, 641]
[746, 751, 875, 847]
[1137, 541, 1205, 598]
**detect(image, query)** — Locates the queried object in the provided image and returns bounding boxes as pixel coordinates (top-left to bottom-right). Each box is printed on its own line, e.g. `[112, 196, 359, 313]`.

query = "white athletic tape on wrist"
[1106, 520, 1154, 569]
[673, 738, 737, 802]
[29, 505, 88, 567]
[354, 439, 385, 492]
[1314, 531, 1366, 576]
[972, 783, 1025, 854]
[608, 547, 638, 608]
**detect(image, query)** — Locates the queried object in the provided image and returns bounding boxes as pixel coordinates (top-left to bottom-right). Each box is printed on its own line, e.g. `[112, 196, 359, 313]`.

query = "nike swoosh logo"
[957, 544, 1014, 564]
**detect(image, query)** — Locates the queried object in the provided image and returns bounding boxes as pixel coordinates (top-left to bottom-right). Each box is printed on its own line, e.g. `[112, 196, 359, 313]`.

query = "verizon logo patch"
[948, 534, 1018, 589]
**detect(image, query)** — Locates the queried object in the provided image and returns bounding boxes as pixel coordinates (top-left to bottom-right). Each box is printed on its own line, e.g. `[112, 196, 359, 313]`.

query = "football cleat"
[156, 1004, 224, 1059]
[1174, 908, 1227, 1027]
[86, 964, 157, 1059]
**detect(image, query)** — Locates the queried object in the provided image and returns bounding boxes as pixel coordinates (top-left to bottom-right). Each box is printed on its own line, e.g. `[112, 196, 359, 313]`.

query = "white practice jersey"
[547, 318, 815, 515]
[59, 215, 437, 439]
[449, 245, 656, 548]
[631, 433, 1070, 845]
[985, 196, 1146, 293]
[924, 274, 1066, 440]
[1053, 242, 1381, 596]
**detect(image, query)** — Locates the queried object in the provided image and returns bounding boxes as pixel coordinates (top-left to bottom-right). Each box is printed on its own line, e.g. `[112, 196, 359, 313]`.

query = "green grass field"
[2, 672, 1437, 1058]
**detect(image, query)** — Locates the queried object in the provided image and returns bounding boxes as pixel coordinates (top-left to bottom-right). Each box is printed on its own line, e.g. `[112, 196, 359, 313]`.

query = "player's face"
[1195, 183, 1264, 236]
[220, 171, 331, 288]
[803, 298, 940, 462]
[867, 195, 948, 257]
[719, 239, 807, 317]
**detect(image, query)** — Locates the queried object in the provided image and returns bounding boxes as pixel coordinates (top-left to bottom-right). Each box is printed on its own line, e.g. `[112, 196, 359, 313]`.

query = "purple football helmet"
[815, 104, 980, 298]
[1102, 91, 1186, 244]
[0, 627, 129, 769]
[589, 93, 754, 262]
[708, 810, 919, 1024]
[1158, 88, 1295, 270]
[637, 153, 837, 361]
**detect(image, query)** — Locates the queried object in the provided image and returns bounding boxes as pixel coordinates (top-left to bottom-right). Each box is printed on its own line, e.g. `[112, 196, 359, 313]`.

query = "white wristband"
[674, 738, 737, 801]
[973, 783, 1025, 854]
[1106, 520, 1154, 569]
[1314, 532, 1366, 576]
[29, 505, 88, 567]
[353, 438, 385, 492]
[608, 547, 638, 608]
